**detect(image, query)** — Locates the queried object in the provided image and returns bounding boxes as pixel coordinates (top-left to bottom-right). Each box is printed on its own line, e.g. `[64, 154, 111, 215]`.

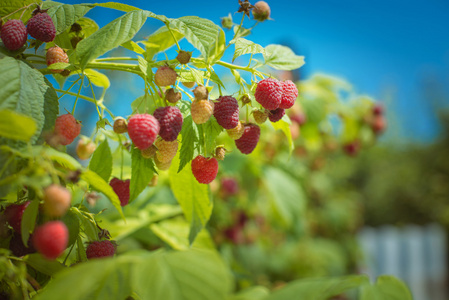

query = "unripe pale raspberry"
[253, 109, 268, 124]
[214, 96, 240, 129]
[227, 121, 244, 140]
[252, 1, 271, 21]
[191, 100, 214, 124]
[214, 146, 226, 161]
[193, 85, 209, 100]
[235, 124, 260, 154]
[27, 12, 56, 42]
[86, 240, 116, 259]
[43, 184, 71, 217]
[1, 19, 27, 50]
[127, 114, 160, 150]
[154, 156, 172, 171]
[153, 106, 183, 141]
[76, 139, 96, 160]
[155, 139, 178, 163]
[182, 82, 195, 89]
[46, 46, 69, 73]
[54, 114, 81, 145]
[191, 155, 218, 184]
[165, 88, 181, 104]
[109, 178, 130, 206]
[176, 50, 191, 64]
[154, 66, 177, 87]
[279, 80, 298, 109]
[113, 117, 128, 134]
[255, 78, 282, 110]
[32, 221, 68, 260]
[269, 108, 285, 123]
[141, 145, 157, 159]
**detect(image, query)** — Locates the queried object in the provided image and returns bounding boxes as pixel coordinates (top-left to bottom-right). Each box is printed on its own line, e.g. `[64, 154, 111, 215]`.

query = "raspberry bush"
[0, 1, 411, 299]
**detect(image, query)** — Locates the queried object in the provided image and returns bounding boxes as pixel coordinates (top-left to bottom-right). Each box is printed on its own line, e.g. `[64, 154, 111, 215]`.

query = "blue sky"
[61, 0, 449, 143]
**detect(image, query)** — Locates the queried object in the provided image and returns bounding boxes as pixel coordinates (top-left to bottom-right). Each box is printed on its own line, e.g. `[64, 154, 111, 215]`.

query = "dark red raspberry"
[1, 19, 27, 50]
[235, 124, 260, 154]
[221, 177, 239, 197]
[4, 202, 30, 232]
[191, 155, 218, 184]
[27, 12, 56, 42]
[279, 80, 298, 109]
[54, 114, 81, 145]
[109, 178, 130, 206]
[268, 108, 285, 123]
[372, 103, 384, 116]
[343, 140, 360, 157]
[86, 240, 116, 259]
[10, 233, 36, 257]
[127, 114, 160, 150]
[32, 221, 68, 260]
[153, 106, 183, 141]
[213, 96, 239, 129]
[255, 78, 282, 110]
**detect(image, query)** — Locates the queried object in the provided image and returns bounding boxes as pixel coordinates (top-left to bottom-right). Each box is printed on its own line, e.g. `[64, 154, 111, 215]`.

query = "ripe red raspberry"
[0, 20, 27, 50]
[109, 178, 130, 206]
[221, 177, 239, 197]
[269, 108, 285, 123]
[86, 240, 116, 259]
[127, 114, 160, 150]
[191, 155, 218, 184]
[255, 78, 282, 110]
[191, 100, 214, 124]
[252, 1, 271, 21]
[32, 221, 68, 260]
[235, 124, 260, 154]
[153, 106, 183, 141]
[46, 46, 69, 73]
[43, 184, 71, 217]
[165, 88, 181, 104]
[193, 85, 208, 100]
[279, 80, 298, 109]
[176, 50, 191, 64]
[154, 66, 177, 87]
[227, 121, 244, 140]
[54, 113, 81, 145]
[4, 202, 30, 232]
[27, 12, 56, 42]
[155, 139, 178, 163]
[253, 109, 268, 124]
[113, 117, 128, 134]
[213, 96, 240, 129]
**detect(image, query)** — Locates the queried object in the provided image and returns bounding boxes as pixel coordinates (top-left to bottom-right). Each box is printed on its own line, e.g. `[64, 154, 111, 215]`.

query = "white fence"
[358, 224, 448, 300]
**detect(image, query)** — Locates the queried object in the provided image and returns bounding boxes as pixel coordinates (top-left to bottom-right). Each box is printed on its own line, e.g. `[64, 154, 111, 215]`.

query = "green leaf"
[91, 2, 141, 12]
[20, 199, 39, 245]
[131, 93, 157, 114]
[360, 275, 412, 300]
[271, 119, 294, 154]
[39, 78, 59, 142]
[88, 139, 112, 182]
[263, 166, 306, 227]
[230, 286, 269, 300]
[207, 27, 226, 64]
[83, 69, 110, 88]
[232, 38, 265, 62]
[0, 0, 38, 20]
[177, 115, 198, 173]
[169, 16, 222, 60]
[61, 209, 80, 247]
[169, 149, 212, 244]
[41, 147, 82, 171]
[76, 10, 148, 69]
[0, 109, 36, 141]
[129, 147, 155, 202]
[25, 253, 65, 276]
[72, 207, 98, 241]
[267, 275, 369, 300]
[80, 170, 124, 219]
[263, 44, 305, 71]
[121, 40, 145, 54]
[199, 116, 222, 157]
[42, 2, 92, 35]
[143, 25, 184, 59]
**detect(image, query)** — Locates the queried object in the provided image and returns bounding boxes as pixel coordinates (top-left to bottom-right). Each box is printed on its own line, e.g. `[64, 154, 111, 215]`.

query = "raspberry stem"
[165, 23, 181, 51]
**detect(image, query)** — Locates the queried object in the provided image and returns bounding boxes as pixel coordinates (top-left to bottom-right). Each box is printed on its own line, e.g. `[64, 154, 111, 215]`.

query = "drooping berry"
[191, 100, 214, 124]
[76, 139, 96, 160]
[176, 50, 191, 64]
[214, 96, 240, 129]
[255, 78, 282, 110]
[27, 12, 56, 42]
[153, 106, 183, 142]
[252, 1, 271, 21]
[0, 19, 27, 50]
[193, 85, 208, 100]
[4, 202, 30, 232]
[86, 240, 116, 259]
[127, 114, 160, 150]
[235, 124, 260, 154]
[113, 117, 128, 134]
[46, 46, 69, 73]
[155, 139, 178, 163]
[268, 108, 285, 123]
[54, 114, 81, 145]
[227, 121, 244, 140]
[253, 109, 268, 124]
[165, 88, 182, 104]
[43, 184, 71, 217]
[191, 155, 218, 184]
[279, 80, 298, 109]
[154, 66, 177, 87]
[32, 221, 68, 260]
[109, 178, 130, 206]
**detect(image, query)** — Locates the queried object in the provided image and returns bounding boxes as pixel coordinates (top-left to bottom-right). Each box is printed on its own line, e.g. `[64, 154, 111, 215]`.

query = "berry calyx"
[154, 66, 177, 87]
[191, 156, 219, 184]
[255, 78, 282, 110]
[214, 96, 240, 129]
[127, 114, 160, 150]
[27, 11, 56, 42]
[191, 100, 214, 124]
[43, 184, 71, 217]
[268, 108, 285, 123]
[109, 178, 130, 206]
[46, 46, 69, 73]
[252, 1, 271, 21]
[0, 19, 27, 51]
[235, 124, 260, 154]
[54, 114, 81, 146]
[32, 221, 68, 260]
[113, 117, 128, 134]
[153, 106, 183, 142]
[86, 240, 116, 259]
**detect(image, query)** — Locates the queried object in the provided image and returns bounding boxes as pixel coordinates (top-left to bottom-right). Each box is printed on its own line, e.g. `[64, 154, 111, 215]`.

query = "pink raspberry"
[0, 19, 27, 50]
[279, 80, 298, 109]
[46, 46, 69, 73]
[254, 78, 282, 110]
[221, 177, 239, 197]
[109, 178, 130, 206]
[27, 12, 56, 42]
[235, 124, 260, 154]
[54, 114, 81, 145]
[213, 96, 240, 129]
[268, 108, 285, 123]
[32, 221, 68, 260]
[86, 240, 116, 259]
[191, 156, 218, 184]
[127, 114, 160, 150]
[153, 106, 183, 141]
